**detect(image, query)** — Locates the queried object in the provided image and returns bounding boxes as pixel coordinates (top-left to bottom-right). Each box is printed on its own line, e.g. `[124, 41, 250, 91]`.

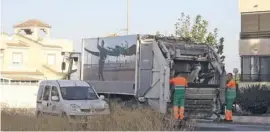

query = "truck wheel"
[61, 112, 68, 120]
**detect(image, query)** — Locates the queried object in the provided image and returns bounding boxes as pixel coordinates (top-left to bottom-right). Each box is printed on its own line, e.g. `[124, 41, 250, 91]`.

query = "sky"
[0, 0, 240, 72]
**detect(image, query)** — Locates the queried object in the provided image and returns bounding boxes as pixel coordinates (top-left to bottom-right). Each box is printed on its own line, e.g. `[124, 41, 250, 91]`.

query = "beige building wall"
[0, 19, 74, 81]
[239, 0, 270, 13]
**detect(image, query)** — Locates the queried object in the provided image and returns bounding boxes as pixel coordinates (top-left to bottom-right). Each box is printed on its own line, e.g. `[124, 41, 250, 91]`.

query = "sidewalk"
[232, 116, 270, 124]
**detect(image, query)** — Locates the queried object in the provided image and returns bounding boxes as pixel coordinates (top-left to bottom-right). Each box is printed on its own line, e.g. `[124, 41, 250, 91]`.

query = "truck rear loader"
[61, 34, 227, 119]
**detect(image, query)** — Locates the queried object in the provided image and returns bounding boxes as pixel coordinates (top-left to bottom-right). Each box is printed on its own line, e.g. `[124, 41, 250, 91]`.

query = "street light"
[107, 0, 129, 36]
[126, 0, 129, 35]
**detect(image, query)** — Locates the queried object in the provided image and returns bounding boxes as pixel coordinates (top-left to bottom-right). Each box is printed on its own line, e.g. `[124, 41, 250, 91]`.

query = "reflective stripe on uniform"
[175, 87, 185, 89]
[175, 85, 185, 89]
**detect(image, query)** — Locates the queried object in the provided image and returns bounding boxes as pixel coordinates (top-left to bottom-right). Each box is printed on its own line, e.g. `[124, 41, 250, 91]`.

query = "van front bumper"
[67, 109, 110, 123]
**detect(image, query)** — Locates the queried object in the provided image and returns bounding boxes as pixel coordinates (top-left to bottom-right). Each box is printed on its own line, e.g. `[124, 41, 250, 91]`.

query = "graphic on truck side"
[83, 35, 137, 81]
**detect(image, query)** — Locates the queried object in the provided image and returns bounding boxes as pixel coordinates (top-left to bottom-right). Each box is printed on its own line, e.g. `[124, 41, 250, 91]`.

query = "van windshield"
[60, 86, 99, 100]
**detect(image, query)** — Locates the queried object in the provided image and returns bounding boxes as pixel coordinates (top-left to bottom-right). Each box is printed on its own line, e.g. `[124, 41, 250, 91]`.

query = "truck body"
[63, 34, 227, 118]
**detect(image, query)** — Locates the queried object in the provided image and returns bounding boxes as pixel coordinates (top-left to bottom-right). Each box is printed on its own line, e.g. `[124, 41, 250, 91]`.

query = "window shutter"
[259, 13, 270, 32]
[47, 54, 55, 65]
[241, 14, 259, 32]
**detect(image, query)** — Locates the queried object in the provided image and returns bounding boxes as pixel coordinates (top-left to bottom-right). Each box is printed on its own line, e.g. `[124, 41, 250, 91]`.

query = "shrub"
[236, 84, 270, 115]
[1, 103, 195, 131]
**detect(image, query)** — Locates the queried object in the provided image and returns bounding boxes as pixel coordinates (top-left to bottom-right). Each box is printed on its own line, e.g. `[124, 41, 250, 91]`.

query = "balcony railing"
[241, 74, 270, 82]
[240, 31, 270, 39]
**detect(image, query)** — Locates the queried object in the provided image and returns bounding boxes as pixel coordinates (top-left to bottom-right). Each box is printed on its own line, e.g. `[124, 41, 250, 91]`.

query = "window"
[51, 86, 60, 101]
[60, 86, 98, 100]
[241, 12, 270, 39]
[37, 85, 44, 100]
[12, 52, 22, 65]
[241, 56, 270, 82]
[47, 54, 56, 65]
[242, 57, 251, 75]
[42, 85, 51, 101]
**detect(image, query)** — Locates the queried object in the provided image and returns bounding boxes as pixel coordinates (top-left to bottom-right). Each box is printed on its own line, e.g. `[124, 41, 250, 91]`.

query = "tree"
[157, 12, 225, 62]
[176, 12, 225, 61]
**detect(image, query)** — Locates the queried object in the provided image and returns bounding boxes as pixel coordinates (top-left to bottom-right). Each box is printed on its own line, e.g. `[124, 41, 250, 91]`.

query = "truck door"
[49, 86, 61, 116]
[41, 85, 51, 115]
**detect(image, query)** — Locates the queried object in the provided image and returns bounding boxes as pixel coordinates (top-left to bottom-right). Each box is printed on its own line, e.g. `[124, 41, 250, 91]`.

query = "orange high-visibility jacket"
[226, 79, 236, 89]
[170, 77, 188, 87]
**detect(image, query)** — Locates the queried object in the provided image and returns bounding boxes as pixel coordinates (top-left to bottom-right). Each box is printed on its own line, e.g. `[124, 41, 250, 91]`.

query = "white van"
[35, 80, 110, 121]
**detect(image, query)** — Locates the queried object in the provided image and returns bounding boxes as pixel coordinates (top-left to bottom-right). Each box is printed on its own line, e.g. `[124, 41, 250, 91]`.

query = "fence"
[0, 79, 39, 86]
[1, 84, 38, 108]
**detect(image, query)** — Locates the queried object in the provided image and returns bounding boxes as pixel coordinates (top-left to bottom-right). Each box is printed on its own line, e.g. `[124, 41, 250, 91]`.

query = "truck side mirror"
[61, 62, 66, 71]
[73, 57, 78, 62]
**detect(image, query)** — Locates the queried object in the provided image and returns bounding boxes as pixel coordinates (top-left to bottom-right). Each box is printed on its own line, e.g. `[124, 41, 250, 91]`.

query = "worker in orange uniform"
[170, 74, 188, 120]
[224, 73, 236, 122]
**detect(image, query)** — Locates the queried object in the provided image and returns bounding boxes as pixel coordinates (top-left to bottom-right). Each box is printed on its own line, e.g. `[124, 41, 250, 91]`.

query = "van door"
[49, 86, 61, 116]
[41, 85, 51, 114]
[36, 84, 44, 111]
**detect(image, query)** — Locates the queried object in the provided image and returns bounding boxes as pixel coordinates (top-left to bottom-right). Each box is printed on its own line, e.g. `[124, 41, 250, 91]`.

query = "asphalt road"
[194, 121, 270, 131]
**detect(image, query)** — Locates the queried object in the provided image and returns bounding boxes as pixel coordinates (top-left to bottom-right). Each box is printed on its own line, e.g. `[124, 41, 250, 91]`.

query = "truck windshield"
[60, 86, 99, 100]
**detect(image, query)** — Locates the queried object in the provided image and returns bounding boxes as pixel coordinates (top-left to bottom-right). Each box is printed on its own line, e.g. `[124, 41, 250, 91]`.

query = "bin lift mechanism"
[137, 35, 227, 118]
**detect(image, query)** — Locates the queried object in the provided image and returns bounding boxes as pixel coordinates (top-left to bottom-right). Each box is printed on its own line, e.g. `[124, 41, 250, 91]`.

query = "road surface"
[194, 121, 270, 131]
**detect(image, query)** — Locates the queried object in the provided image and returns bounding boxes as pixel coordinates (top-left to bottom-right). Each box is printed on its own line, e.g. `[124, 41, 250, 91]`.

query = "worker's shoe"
[222, 119, 233, 123]
[213, 117, 222, 122]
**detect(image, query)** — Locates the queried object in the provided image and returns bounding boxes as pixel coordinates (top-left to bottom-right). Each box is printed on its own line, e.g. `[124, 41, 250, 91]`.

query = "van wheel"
[61, 112, 68, 118]
[61, 112, 69, 122]
[36, 111, 43, 118]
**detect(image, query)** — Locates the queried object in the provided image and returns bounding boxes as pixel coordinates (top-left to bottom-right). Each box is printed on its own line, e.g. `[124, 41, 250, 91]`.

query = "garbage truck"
[61, 34, 227, 118]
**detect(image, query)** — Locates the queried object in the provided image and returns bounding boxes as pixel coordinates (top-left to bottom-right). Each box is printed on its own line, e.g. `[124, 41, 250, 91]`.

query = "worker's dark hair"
[227, 73, 233, 76]
[174, 72, 179, 77]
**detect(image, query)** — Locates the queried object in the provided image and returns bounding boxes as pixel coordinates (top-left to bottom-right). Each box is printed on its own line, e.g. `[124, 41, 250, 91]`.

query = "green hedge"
[236, 84, 270, 115]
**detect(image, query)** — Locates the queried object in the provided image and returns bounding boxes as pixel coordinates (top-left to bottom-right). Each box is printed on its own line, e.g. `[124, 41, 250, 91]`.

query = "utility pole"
[126, 0, 129, 35]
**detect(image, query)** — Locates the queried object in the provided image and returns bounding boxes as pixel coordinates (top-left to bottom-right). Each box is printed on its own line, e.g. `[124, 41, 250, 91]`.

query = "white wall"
[0, 84, 38, 108]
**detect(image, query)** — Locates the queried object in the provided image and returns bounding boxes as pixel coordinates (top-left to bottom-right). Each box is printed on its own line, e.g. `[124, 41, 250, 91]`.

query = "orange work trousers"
[173, 106, 184, 120]
[225, 110, 233, 121]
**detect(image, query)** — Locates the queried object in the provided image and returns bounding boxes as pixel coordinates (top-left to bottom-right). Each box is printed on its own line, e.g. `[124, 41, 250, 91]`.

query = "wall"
[3, 47, 29, 71]
[0, 84, 38, 108]
[0, 33, 74, 80]
[41, 38, 73, 52]
[239, 39, 270, 55]
[239, 0, 270, 13]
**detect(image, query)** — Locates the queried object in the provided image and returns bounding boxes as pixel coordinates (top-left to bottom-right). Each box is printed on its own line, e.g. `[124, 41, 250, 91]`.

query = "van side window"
[51, 86, 60, 101]
[43, 85, 51, 101]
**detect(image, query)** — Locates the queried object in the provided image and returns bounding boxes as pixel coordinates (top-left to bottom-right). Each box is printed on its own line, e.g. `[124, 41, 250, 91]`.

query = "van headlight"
[104, 103, 109, 109]
[70, 104, 81, 112]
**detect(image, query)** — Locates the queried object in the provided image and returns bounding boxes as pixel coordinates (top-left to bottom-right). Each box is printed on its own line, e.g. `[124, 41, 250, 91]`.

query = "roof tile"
[14, 19, 51, 28]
